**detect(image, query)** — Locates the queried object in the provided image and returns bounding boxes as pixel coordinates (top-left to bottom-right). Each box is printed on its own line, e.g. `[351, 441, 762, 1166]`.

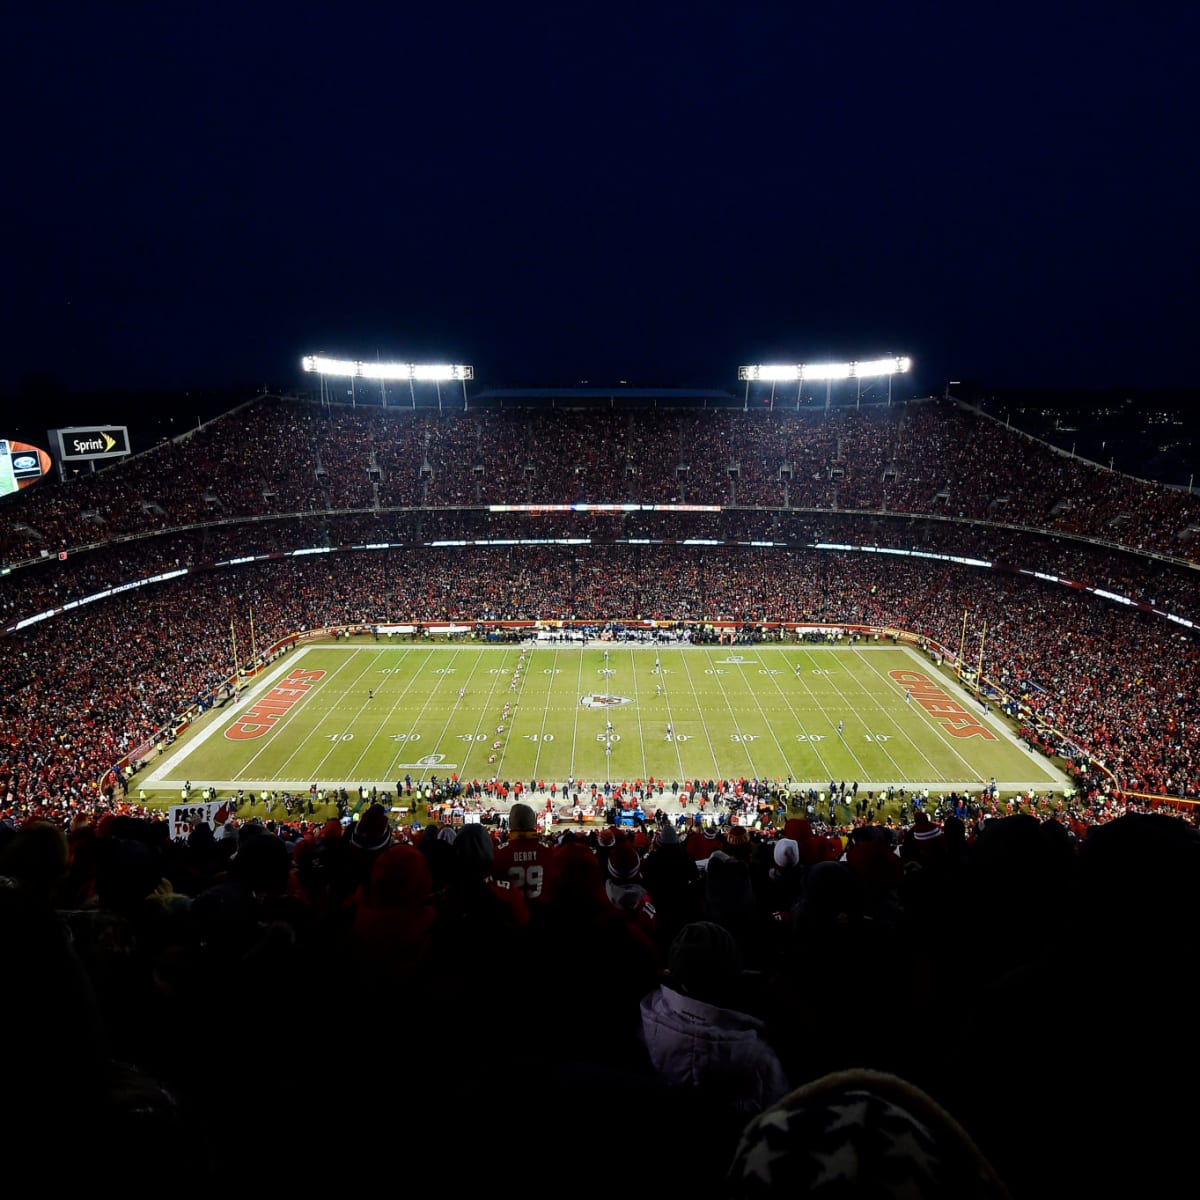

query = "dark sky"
[2, 3, 1197, 407]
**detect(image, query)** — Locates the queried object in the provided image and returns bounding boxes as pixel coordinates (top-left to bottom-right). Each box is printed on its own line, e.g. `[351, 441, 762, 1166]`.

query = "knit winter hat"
[607, 838, 641, 881]
[656, 824, 680, 846]
[913, 810, 943, 842]
[454, 823, 495, 872]
[367, 845, 432, 907]
[508, 803, 538, 834]
[774, 838, 801, 869]
[668, 920, 742, 999]
[352, 804, 392, 852]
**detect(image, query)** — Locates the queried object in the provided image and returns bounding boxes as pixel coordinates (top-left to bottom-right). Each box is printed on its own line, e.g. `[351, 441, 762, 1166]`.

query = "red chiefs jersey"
[493, 835, 560, 903]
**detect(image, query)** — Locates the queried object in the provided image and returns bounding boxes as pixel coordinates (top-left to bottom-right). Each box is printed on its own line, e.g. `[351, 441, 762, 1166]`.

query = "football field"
[145, 641, 1067, 800]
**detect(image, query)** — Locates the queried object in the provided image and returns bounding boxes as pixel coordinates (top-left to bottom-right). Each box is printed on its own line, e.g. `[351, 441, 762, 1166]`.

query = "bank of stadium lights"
[738, 356, 912, 409]
[302, 354, 474, 411]
[737, 356, 912, 382]
[301, 356, 474, 382]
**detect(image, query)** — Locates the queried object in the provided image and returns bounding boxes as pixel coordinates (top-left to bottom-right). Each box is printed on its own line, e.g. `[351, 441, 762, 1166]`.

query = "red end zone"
[888, 669, 995, 740]
[225, 668, 326, 740]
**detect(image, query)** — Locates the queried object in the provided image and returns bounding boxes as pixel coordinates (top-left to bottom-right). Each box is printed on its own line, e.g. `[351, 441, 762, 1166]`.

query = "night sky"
[2, 3, 1197, 414]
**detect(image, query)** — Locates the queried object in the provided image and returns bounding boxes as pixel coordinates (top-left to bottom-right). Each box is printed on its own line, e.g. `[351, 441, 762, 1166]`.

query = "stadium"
[3, 357, 1199, 1194]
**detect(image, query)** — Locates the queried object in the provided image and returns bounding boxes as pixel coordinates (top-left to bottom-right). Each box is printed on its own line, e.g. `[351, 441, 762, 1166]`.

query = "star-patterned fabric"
[727, 1069, 1010, 1199]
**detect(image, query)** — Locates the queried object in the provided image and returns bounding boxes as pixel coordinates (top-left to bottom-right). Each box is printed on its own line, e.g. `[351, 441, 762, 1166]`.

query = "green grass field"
[144, 641, 1066, 801]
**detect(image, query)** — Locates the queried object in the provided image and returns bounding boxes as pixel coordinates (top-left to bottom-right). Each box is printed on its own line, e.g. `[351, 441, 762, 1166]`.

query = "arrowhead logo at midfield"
[581, 694, 633, 707]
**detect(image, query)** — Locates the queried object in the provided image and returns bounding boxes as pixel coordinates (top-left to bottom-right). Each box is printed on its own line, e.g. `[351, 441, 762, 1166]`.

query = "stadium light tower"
[302, 355, 475, 410]
[738, 356, 912, 410]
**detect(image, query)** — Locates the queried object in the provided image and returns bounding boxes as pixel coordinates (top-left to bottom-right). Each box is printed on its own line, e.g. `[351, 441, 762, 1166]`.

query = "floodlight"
[852, 356, 911, 378]
[800, 362, 853, 381]
[738, 364, 801, 382]
[739, 356, 911, 382]
[302, 356, 473, 382]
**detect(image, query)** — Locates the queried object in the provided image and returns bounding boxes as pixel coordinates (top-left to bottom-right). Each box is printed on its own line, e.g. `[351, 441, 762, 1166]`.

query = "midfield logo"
[580, 694, 633, 707]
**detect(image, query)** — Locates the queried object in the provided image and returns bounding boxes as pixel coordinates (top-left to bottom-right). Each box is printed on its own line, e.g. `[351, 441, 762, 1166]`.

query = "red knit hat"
[607, 839, 641, 881]
[368, 845, 432, 907]
[913, 811, 943, 842]
[352, 804, 392, 852]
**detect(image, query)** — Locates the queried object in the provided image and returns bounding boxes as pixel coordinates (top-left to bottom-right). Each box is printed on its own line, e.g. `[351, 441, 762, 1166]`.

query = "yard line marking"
[703, 648, 762, 778]
[676, 647, 724, 780]
[726, 649, 793, 780]
[346, 646, 439, 781]
[851, 646, 990, 781]
[306, 648, 432, 782]
[456, 647, 517, 781]
[530, 647, 560, 782]
[875, 646, 1063, 786]
[798, 644, 912, 784]
[754, 650, 837, 781]
[655, 649, 687, 781]
[379, 645, 487, 783]
[792, 647, 873, 780]
[568, 647, 586, 785]
[825, 649, 943, 782]
[629, 646, 649, 784]
[493, 645, 538, 781]
[242, 647, 372, 779]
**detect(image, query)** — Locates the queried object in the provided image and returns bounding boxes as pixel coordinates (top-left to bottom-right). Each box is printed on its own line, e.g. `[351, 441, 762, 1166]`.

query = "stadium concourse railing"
[99, 618, 1193, 816]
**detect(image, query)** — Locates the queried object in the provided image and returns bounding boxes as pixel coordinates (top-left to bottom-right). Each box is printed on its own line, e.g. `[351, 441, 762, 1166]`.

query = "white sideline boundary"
[144, 642, 1071, 795]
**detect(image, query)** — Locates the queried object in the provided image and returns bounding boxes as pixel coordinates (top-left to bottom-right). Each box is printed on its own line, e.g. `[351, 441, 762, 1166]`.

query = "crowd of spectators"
[6, 507, 1199, 637]
[4, 393, 1198, 1193]
[2, 545, 1196, 822]
[3, 396, 1198, 566]
[4, 795, 1197, 1195]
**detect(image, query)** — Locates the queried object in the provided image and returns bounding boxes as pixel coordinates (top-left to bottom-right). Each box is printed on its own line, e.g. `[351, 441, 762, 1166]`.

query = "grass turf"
[140, 640, 1065, 807]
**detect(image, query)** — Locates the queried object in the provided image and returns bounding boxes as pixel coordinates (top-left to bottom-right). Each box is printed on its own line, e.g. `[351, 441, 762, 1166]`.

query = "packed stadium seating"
[3, 396, 1198, 564]
[3, 392, 1199, 1195]
[2, 393, 1198, 817]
